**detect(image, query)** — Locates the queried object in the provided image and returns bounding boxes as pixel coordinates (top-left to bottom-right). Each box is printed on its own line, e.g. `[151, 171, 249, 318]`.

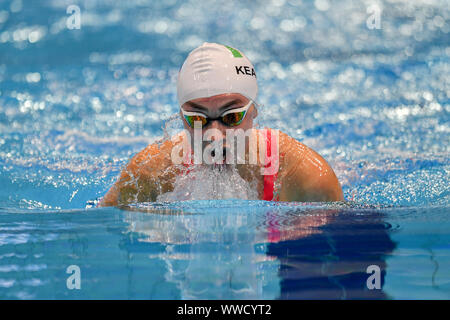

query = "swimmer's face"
[180, 93, 257, 134]
[180, 93, 258, 163]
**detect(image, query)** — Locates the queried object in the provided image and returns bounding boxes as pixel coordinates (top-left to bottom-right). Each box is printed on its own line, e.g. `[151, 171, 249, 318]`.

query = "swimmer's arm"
[98, 142, 174, 207]
[279, 137, 344, 202]
[99, 182, 119, 207]
[98, 164, 140, 207]
[98, 153, 150, 207]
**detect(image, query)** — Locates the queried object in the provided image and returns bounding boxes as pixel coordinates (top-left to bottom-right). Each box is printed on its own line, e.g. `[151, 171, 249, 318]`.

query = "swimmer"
[99, 43, 343, 206]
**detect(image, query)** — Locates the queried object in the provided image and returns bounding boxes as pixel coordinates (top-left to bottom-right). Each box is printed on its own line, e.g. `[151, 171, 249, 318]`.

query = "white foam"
[157, 165, 259, 201]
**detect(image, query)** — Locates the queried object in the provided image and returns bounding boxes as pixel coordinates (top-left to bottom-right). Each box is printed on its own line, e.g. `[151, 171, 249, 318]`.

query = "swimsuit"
[262, 129, 279, 201]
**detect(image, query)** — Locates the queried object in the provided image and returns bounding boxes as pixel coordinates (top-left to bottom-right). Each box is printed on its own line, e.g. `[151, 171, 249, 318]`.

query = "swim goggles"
[181, 100, 253, 128]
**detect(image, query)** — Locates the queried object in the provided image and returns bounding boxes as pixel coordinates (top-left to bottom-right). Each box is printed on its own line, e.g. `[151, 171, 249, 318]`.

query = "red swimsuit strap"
[262, 129, 279, 201]
[263, 129, 281, 242]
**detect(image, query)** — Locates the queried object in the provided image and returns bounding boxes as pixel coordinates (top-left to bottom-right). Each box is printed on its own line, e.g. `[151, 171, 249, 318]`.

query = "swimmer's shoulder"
[270, 129, 344, 201]
[273, 129, 324, 166]
[99, 133, 185, 207]
[129, 132, 185, 170]
[257, 128, 308, 160]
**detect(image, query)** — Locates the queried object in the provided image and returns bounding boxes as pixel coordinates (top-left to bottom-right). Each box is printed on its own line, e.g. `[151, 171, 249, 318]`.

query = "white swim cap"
[177, 42, 258, 106]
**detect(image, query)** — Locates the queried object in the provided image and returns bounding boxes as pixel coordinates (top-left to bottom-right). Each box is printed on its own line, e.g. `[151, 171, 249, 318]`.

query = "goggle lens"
[184, 114, 208, 127]
[221, 110, 246, 127]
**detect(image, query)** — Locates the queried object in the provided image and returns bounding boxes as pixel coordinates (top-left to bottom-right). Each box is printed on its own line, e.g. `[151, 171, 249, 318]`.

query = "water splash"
[157, 165, 259, 201]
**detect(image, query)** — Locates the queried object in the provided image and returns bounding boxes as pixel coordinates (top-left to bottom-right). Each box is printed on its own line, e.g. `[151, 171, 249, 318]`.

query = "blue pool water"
[0, 0, 449, 299]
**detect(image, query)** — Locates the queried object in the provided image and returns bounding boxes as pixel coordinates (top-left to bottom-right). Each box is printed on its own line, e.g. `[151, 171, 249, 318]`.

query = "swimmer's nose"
[209, 119, 227, 134]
